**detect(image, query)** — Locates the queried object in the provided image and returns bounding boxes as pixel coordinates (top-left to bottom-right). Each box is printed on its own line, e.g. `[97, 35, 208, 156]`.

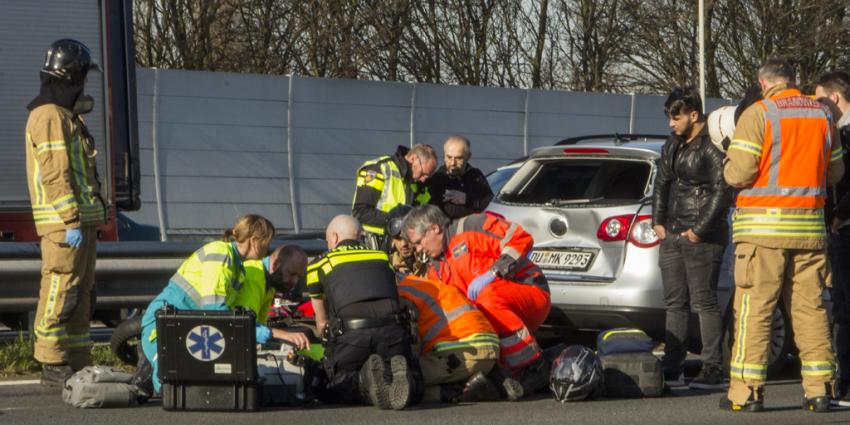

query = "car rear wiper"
[547, 197, 604, 206]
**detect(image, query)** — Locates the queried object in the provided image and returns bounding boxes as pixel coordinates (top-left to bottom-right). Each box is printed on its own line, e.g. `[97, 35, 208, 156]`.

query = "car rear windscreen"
[500, 159, 651, 205]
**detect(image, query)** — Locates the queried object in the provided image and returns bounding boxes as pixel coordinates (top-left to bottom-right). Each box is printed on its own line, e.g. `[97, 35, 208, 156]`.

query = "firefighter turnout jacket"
[725, 84, 845, 249]
[398, 275, 499, 354]
[25, 104, 106, 235]
[352, 146, 430, 235]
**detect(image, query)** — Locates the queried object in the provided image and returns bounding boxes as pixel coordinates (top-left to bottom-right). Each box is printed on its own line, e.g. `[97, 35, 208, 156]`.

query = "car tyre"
[110, 315, 142, 366]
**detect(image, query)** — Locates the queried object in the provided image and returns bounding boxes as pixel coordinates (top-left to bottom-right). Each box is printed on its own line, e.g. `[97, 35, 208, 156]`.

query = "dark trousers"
[830, 227, 850, 392]
[318, 324, 413, 404]
[659, 234, 725, 371]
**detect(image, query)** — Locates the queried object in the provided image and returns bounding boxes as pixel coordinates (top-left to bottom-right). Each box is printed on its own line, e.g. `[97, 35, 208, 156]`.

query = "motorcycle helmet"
[550, 345, 603, 402]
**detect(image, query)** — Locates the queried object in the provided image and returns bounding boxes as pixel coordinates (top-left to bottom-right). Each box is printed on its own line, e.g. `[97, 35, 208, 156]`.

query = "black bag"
[600, 351, 664, 398]
[596, 328, 654, 356]
[156, 307, 260, 411]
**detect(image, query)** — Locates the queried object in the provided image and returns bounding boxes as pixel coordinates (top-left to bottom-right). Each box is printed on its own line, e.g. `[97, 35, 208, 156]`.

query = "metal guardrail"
[0, 239, 327, 313]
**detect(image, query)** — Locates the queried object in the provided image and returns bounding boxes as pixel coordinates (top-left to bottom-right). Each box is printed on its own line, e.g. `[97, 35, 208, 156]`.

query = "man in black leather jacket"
[652, 87, 731, 390]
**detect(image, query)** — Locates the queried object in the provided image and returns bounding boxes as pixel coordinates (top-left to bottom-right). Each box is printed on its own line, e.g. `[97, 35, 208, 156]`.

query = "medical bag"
[156, 307, 260, 411]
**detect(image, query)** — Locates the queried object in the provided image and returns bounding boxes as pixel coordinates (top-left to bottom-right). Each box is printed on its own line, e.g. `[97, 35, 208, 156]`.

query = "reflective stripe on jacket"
[727, 86, 845, 248]
[169, 241, 247, 309]
[398, 275, 498, 354]
[353, 155, 430, 234]
[25, 104, 106, 235]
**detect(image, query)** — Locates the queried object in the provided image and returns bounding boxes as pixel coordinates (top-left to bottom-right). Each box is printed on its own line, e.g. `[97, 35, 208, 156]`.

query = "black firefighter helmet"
[42, 39, 100, 84]
[550, 345, 603, 402]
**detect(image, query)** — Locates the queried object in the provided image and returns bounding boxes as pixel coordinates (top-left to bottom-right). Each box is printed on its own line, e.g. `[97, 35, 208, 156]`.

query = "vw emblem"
[186, 325, 226, 361]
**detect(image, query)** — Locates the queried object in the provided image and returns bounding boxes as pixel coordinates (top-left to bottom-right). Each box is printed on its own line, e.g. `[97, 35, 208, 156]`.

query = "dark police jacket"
[426, 164, 493, 220]
[305, 240, 401, 320]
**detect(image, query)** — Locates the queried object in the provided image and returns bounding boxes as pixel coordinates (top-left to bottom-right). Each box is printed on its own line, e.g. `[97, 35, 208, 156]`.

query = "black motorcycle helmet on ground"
[550, 345, 603, 402]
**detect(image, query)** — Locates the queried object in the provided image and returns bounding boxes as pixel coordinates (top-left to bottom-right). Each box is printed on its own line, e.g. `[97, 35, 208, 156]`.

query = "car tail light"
[563, 147, 609, 155]
[597, 214, 660, 248]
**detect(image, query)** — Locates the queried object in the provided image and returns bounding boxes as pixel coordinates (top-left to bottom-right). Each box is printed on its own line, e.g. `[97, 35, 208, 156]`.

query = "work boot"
[359, 354, 390, 409]
[439, 384, 464, 403]
[130, 358, 155, 402]
[486, 365, 524, 401]
[518, 356, 552, 397]
[462, 371, 502, 402]
[719, 386, 764, 412]
[689, 364, 726, 390]
[803, 396, 831, 413]
[388, 355, 413, 410]
[40, 363, 73, 387]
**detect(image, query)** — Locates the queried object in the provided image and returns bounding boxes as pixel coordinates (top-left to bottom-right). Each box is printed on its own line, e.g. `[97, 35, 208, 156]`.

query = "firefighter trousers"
[728, 242, 835, 405]
[474, 280, 550, 371]
[33, 227, 97, 369]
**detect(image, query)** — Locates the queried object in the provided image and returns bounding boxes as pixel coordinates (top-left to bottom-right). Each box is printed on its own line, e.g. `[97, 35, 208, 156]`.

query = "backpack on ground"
[62, 365, 141, 408]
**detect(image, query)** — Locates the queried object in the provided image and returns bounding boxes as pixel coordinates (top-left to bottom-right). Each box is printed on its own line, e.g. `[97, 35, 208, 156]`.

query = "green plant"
[0, 335, 133, 377]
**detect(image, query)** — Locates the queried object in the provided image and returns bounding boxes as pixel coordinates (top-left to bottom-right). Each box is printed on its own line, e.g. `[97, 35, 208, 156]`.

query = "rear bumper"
[545, 304, 667, 342]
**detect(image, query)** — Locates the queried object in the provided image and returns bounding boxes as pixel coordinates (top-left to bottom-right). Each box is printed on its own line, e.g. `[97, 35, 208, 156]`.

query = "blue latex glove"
[64, 228, 82, 248]
[467, 272, 496, 301]
[256, 324, 271, 345]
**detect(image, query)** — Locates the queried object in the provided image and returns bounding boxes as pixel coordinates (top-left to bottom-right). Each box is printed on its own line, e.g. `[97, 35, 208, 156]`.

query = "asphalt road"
[2, 375, 850, 425]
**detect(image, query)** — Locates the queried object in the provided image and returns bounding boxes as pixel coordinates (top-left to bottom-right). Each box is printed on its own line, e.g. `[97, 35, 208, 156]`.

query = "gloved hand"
[467, 272, 496, 301]
[64, 228, 83, 248]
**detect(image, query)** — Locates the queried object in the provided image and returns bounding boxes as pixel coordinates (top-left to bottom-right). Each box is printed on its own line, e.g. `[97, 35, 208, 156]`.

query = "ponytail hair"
[222, 214, 275, 246]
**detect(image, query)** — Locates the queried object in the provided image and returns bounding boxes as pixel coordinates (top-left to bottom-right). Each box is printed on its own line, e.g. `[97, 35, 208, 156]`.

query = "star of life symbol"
[186, 325, 226, 361]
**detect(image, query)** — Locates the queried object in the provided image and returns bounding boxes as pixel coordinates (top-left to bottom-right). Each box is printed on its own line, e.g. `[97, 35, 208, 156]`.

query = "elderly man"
[352, 144, 438, 248]
[403, 205, 551, 401]
[427, 136, 494, 220]
[307, 215, 418, 410]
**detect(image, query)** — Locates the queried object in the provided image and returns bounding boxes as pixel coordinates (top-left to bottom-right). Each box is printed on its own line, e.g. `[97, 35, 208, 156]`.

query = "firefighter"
[137, 215, 310, 395]
[398, 275, 501, 403]
[25, 39, 106, 385]
[402, 205, 551, 401]
[352, 144, 437, 249]
[721, 58, 845, 413]
[307, 215, 418, 410]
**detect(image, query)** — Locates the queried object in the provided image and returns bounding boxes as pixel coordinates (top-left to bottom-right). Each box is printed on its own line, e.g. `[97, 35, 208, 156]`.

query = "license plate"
[529, 249, 595, 271]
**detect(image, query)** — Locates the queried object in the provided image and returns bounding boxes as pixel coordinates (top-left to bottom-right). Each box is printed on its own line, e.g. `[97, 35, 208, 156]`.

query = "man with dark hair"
[427, 136, 493, 220]
[721, 58, 844, 413]
[815, 70, 850, 407]
[653, 86, 730, 390]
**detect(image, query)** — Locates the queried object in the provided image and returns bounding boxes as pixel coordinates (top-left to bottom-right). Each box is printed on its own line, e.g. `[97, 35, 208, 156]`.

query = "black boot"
[359, 354, 390, 409]
[40, 363, 73, 387]
[804, 383, 835, 413]
[388, 355, 413, 410]
[486, 365, 524, 401]
[518, 356, 552, 397]
[439, 384, 464, 403]
[130, 358, 155, 402]
[462, 371, 502, 402]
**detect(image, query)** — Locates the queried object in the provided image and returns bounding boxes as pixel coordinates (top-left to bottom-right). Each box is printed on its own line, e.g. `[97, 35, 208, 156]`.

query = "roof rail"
[555, 133, 669, 146]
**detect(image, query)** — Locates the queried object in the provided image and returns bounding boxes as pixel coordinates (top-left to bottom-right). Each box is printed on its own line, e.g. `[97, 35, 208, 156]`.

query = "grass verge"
[0, 334, 132, 377]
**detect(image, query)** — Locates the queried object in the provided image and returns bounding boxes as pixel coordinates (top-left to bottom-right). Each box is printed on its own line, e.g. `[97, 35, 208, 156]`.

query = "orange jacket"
[398, 275, 498, 354]
[427, 213, 548, 295]
[735, 88, 836, 209]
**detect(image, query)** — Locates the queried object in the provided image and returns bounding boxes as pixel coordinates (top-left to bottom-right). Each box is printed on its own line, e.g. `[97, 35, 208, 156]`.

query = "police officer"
[722, 58, 845, 413]
[352, 144, 437, 249]
[307, 215, 418, 410]
[25, 39, 106, 385]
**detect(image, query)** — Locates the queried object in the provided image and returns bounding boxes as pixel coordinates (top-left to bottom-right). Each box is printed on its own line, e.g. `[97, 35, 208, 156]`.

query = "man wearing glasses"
[352, 144, 438, 249]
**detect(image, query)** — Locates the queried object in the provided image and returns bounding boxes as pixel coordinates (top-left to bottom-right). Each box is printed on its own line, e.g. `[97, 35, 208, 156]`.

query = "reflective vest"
[353, 155, 430, 234]
[233, 258, 275, 325]
[398, 276, 499, 354]
[169, 241, 246, 309]
[25, 104, 106, 235]
[733, 89, 835, 239]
